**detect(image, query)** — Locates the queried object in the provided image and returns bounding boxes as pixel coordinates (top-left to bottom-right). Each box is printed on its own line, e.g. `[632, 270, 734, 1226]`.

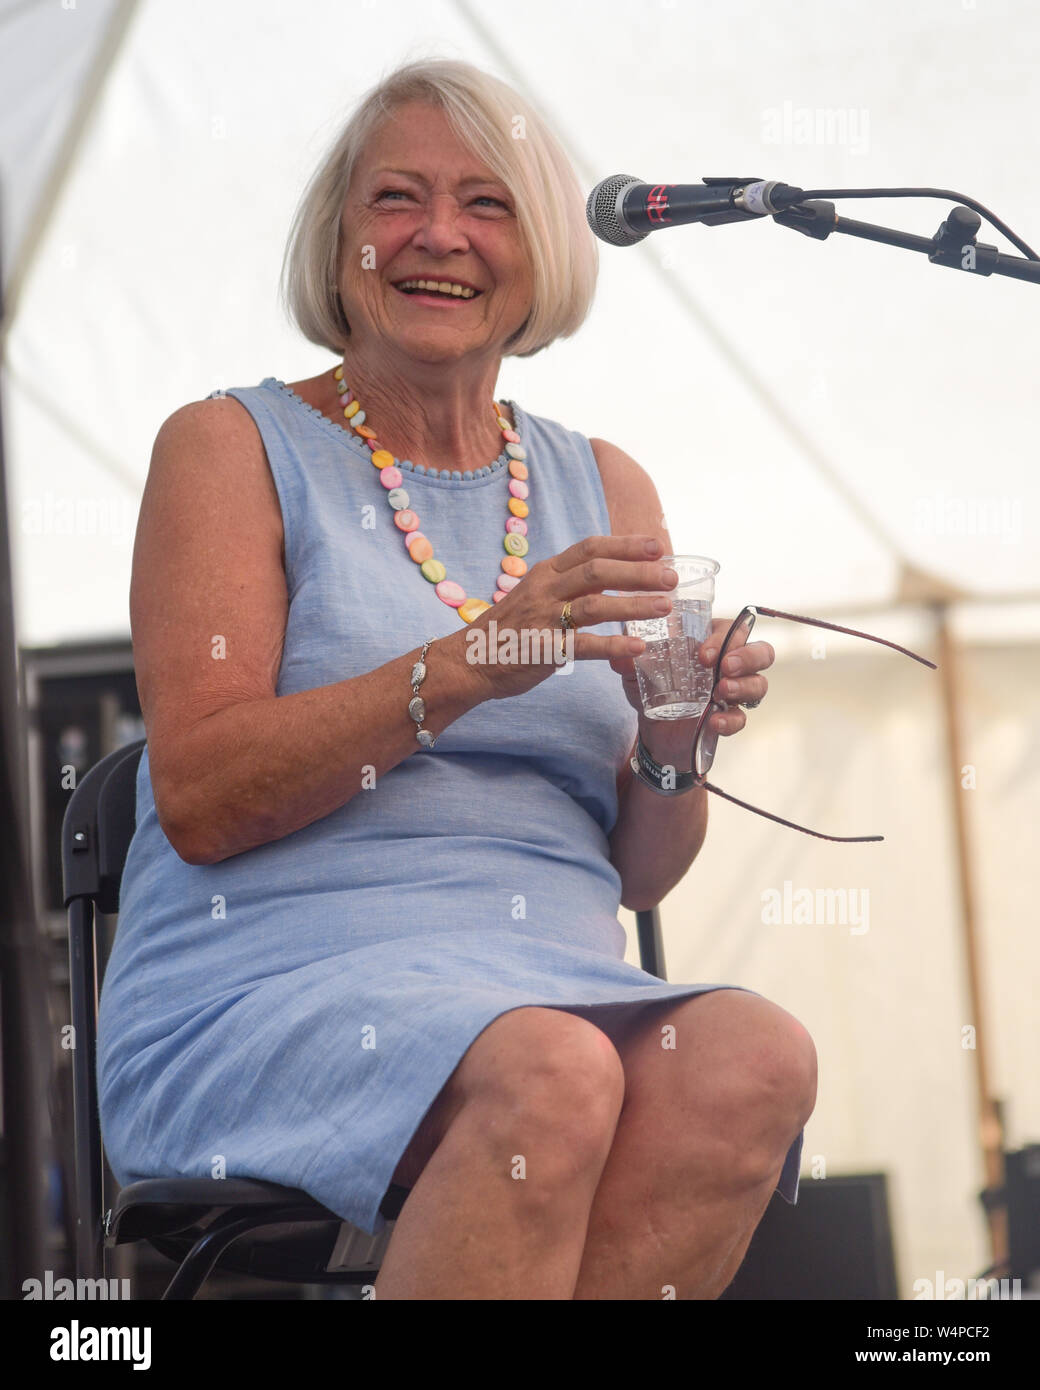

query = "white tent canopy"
[3, 0, 1038, 1296]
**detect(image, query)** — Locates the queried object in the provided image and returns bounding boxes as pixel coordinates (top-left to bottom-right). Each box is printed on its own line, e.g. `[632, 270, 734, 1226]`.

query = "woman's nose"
[412, 194, 469, 255]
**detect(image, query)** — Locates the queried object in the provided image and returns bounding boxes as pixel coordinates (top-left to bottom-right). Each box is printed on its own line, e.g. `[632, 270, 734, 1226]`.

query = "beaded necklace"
[332, 364, 531, 625]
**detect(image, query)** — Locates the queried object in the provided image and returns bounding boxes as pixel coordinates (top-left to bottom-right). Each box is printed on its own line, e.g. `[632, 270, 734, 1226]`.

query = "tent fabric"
[3, 0, 1038, 1295]
[624, 633, 1037, 1289]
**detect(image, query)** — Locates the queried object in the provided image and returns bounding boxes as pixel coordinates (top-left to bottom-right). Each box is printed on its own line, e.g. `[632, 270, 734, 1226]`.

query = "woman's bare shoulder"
[155, 390, 262, 448]
[148, 393, 284, 559]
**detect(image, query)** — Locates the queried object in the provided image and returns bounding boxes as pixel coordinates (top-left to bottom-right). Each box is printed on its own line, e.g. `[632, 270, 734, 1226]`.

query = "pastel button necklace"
[332, 364, 531, 625]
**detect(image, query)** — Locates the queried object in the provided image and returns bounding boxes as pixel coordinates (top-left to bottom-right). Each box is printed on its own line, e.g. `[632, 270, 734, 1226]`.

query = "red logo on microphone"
[646, 185, 672, 225]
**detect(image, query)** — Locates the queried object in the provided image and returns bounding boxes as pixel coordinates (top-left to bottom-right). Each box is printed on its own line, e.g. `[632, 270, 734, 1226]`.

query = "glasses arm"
[699, 778, 883, 843]
[687, 602, 937, 841]
[750, 606, 937, 669]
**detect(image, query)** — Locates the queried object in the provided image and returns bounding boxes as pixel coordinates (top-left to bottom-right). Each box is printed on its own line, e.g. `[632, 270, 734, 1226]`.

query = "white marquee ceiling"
[2, 0, 1038, 645]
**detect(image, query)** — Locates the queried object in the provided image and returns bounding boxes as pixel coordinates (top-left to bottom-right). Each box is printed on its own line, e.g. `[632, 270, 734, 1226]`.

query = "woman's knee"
[687, 992, 818, 1158]
[726, 1000, 817, 1179]
[454, 1006, 626, 1156]
[757, 1003, 817, 1128]
[390, 1008, 624, 1190]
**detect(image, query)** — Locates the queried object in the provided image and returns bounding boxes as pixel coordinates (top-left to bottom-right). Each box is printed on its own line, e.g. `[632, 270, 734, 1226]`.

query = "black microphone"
[586, 174, 806, 246]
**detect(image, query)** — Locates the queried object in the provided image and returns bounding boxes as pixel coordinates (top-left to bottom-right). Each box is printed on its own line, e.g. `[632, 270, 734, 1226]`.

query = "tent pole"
[934, 601, 1007, 1268]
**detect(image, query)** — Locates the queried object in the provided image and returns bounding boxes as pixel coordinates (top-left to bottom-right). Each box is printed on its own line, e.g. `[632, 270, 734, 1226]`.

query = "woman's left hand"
[608, 616, 774, 736]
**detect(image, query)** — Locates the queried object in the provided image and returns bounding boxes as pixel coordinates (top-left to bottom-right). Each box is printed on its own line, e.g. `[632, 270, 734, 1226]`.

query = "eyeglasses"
[689, 606, 938, 842]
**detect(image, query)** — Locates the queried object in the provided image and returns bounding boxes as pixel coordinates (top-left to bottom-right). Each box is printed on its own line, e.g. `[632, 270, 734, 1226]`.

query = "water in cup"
[628, 596, 714, 718]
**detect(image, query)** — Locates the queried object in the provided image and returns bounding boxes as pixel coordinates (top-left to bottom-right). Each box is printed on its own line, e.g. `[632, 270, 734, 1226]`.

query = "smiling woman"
[320, 98, 539, 462]
[280, 62, 595, 367]
[95, 56, 811, 1302]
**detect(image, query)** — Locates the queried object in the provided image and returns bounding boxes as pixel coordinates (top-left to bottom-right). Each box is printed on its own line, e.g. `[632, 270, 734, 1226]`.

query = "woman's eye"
[375, 189, 509, 209]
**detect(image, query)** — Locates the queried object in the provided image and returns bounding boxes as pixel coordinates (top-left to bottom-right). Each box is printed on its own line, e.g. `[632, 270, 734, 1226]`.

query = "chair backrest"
[62, 738, 146, 916]
[60, 737, 145, 1276]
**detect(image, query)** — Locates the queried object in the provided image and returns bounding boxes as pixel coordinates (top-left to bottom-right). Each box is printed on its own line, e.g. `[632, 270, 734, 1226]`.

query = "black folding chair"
[61, 737, 667, 1299]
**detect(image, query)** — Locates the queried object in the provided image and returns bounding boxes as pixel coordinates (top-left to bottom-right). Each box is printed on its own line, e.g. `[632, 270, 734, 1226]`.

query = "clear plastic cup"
[624, 555, 720, 718]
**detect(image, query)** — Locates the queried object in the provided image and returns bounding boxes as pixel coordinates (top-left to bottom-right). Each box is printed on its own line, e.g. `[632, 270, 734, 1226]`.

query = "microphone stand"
[772, 200, 1040, 284]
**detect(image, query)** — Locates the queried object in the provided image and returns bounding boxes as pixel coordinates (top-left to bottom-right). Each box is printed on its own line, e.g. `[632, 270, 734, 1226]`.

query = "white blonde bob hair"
[279, 57, 598, 359]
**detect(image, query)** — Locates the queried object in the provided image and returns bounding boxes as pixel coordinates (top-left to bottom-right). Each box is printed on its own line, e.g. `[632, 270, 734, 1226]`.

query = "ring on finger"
[558, 599, 580, 660]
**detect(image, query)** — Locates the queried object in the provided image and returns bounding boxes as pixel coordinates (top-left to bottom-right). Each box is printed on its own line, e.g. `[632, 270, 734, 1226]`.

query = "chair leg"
[160, 1208, 340, 1300]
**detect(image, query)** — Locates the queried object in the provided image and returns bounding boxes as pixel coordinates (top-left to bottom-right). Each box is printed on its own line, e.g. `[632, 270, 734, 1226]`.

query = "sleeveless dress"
[96, 377, 803, 1236]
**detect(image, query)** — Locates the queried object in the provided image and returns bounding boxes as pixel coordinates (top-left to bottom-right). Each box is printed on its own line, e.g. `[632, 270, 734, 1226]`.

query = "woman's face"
[336, 101, 534, 368]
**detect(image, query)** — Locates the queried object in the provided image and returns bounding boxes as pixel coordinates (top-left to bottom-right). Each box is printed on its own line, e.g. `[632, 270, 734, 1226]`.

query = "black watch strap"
[630, 737, 697, 796]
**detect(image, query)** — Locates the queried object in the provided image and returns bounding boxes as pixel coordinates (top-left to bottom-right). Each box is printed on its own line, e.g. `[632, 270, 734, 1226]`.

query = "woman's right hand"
[442, 534, 680, 703]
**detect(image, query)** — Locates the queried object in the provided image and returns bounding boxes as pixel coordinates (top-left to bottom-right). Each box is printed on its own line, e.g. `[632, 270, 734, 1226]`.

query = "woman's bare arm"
[132, 397, 486, 866]
[590, 437, 710, 910]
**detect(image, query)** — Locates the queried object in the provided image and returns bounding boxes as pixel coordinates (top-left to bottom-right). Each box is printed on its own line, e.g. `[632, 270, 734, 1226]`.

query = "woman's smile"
[392, 277, 485, 306]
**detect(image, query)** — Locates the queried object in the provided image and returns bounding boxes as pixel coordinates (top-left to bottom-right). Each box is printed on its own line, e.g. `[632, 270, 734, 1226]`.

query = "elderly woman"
[97, 57, 815, 1301]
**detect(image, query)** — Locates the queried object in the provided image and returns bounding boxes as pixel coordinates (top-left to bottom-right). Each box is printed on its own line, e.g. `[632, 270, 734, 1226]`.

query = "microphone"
[586, 174, 806, 246]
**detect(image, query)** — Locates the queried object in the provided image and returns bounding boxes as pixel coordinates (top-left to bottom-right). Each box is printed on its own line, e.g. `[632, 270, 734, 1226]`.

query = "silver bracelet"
[409, 638, 437, 748]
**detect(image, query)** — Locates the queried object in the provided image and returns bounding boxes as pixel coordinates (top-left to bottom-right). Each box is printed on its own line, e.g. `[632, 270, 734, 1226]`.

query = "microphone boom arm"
[773, 199, 1040, 285]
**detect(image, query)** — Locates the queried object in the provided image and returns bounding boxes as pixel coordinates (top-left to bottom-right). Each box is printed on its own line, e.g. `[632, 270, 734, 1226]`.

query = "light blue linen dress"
[96, 377, 803, 1236]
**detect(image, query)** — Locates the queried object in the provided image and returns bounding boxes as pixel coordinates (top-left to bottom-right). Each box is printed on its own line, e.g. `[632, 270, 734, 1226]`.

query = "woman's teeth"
[396, 279, 479, 298]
